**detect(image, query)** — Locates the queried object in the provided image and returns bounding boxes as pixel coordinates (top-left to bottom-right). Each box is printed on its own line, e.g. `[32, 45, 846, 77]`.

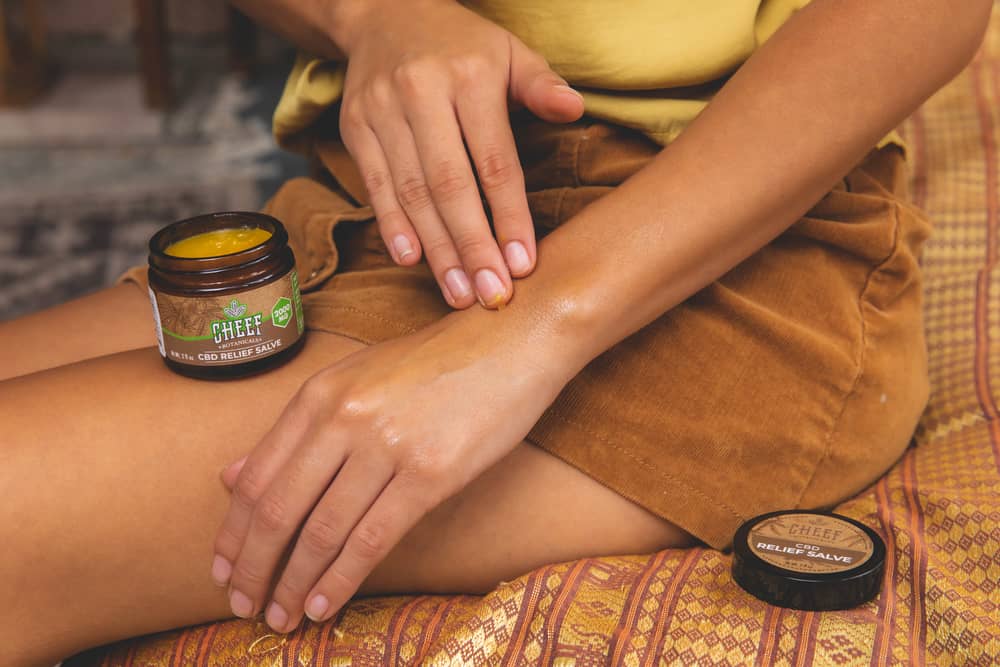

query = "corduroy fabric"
[95, 12, 1000, 662]
[121, 117, 929, 552]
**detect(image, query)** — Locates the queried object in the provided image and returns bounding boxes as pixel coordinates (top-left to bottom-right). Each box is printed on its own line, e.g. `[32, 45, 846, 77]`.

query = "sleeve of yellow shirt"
[273, 53, 347, 153]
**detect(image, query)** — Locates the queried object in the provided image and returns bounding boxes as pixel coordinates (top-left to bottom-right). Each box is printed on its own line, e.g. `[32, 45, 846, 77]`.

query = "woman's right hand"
[335, 0, 584, 309]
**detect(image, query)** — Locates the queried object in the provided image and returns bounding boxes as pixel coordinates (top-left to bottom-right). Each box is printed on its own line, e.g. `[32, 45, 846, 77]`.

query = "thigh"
[1, 333, 690, 666]
[0, 283, 153, 380]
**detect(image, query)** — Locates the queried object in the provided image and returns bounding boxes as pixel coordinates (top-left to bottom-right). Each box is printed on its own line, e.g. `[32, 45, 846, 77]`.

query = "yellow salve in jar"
[164, 227, 273, 258]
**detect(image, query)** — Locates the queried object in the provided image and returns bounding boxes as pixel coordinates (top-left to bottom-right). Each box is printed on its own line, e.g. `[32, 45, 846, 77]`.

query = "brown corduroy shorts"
[122, 115, 932, 551]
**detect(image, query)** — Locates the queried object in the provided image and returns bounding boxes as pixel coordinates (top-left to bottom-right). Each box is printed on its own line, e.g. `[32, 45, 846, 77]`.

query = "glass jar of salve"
[147, 212, 305, 380]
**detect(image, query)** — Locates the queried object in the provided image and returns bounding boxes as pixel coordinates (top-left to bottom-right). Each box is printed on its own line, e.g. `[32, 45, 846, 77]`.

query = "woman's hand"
[210, 306, 581, 632]
[337, 0, 584, 309]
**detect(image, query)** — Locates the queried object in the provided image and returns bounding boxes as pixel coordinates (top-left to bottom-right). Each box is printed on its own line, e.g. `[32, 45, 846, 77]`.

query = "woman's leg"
[1, 332, 693, 666]
[0, 284, 153, 380]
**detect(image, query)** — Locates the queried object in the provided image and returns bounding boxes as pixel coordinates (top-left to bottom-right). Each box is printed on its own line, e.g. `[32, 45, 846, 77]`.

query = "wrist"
[470, 277, 605, 384]
[323, 0, 454, 56]
[321, 0, 374, 55]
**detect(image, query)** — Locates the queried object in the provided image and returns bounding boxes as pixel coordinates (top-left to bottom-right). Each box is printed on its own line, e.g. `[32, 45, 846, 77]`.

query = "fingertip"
[503, 240, 533, 276]
[229, 588, 255, 619]
[391, 233, 420, 265]
[548, 87, 586, 122]
[526, 82, 584, 123]
[220, 456, 248, 490]
[211, 554, 232, 587]
[266, 601, 292, 633]
[305, 594, 331, 623]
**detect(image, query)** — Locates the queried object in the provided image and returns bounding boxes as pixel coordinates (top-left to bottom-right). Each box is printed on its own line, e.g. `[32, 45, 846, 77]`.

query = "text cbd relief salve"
[147, 212, 305, 379]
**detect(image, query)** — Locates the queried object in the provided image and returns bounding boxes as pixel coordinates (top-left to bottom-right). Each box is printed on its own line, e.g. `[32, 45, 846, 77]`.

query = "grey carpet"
[0, 67, 307, 320]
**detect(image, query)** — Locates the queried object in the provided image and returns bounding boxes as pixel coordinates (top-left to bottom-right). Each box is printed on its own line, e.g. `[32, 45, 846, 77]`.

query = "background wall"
[0, 1, 310, 320]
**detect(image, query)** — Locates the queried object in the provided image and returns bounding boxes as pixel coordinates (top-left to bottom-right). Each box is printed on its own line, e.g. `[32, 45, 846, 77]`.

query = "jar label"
[149, 270, 304, 368]
[747, 513, 874, 574]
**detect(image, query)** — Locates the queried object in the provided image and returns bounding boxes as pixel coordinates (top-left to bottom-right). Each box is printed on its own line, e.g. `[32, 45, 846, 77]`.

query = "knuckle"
[213, 525, 241, 557]
[335, 391, 379, 421]
[362, 168, 392, 199]
[299, 374, 335, 408]
[428, 164, 473, 203]
[377, 208, 411, 232]
[323, 563, 356, 595]
[253, 494, 289, 534]
[451, 55, 492, 85]
[367, 76, 395, 107]
[352, 520, 388, 560]
[233, 466, 266, 508]
[400, 447, 450, 483]
[272, 576, 307, 602]
[371, 417, 404, 452]
[232, 560, 270, 588]
[396, 177, 434, 212]
[338, 101, 365, 136]
[392, 59, 439, 97]
[488, 202, 527, 227]
[301, 513, 344, 555]
[476, 151, 518, 191]
[422, 237, 457, 265]
[452, 230, 493, 258]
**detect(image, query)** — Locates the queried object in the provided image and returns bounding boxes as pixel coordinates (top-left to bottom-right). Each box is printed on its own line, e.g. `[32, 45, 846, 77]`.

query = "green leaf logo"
[223, 299, 247, 319]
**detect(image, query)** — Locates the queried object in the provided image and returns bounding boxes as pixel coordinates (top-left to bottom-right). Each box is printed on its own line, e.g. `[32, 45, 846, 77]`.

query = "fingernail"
[444, 267, 472, 301]
[211, 554, 232, 586]
[266, 601, 289, 632]
[555, 84, 584, 100]
[504, 241, 531, 274]
[392, 234, 414, 261]
[305, 594, 330, 622]
[230, 589, 254, 618]
[474, 269, 506, 307]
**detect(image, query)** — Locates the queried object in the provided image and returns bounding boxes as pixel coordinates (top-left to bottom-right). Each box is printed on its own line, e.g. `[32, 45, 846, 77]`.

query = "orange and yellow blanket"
[69, 11, 1000, 667]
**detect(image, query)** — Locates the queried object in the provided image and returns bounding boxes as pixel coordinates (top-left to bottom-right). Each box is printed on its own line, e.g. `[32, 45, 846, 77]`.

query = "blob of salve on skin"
[164, 227, 272, 258]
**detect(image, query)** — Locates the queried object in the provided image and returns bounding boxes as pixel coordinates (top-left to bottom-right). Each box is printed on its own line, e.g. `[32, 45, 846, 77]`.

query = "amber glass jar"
[147, 212, 305, 380]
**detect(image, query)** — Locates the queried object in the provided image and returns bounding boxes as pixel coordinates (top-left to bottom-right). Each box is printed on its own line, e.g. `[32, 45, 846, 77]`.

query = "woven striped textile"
[69, 11, 1000, 667]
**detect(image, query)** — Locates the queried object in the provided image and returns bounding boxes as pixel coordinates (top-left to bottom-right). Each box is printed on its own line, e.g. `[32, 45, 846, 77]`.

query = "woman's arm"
[230, 0, 585, 310]
[212, 0, 991, 633]
[501, 0, 992, 374]
[227, 0, 357, 59]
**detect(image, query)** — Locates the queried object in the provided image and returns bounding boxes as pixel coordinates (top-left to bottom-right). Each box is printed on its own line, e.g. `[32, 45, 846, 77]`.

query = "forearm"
[227, 0, 409, 58]
[504, 0, 991, 374]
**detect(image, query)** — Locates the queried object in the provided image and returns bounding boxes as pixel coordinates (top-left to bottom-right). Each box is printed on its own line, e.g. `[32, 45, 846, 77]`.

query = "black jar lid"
[731, 510, 886, 611]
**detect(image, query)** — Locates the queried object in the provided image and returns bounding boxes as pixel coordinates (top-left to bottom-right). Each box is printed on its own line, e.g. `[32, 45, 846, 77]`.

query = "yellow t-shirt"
[273, 0, 903, 153]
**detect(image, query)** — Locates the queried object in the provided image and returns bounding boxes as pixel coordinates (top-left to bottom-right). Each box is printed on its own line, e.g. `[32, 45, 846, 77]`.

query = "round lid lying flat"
[731, 510, 886, 611]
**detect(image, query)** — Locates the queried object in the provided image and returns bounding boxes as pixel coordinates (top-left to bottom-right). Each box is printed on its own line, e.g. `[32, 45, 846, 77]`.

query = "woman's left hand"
[210, 305, 579, 632]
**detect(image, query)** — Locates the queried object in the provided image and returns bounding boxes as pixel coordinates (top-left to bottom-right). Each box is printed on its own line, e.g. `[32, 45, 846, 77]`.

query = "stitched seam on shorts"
[795, 199, 904, 507]
[541, 408, 745, 522]
[571, 127, 585, 188]
[553, 187, 569, 226]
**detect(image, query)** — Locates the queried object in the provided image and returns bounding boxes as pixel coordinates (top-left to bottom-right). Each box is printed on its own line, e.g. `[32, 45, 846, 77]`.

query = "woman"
[1, 1, 990, 663]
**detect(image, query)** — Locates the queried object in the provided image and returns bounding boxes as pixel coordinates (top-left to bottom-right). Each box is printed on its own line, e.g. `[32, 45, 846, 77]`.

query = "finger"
[403, 98, 513, 308]
[367, 108, 478, 309]
[340, 118, 422, 267]
[508, 39, 584, 124]
[304, 475, 428, 624]
[226, 426, 349, 620]
[455, 84, 536, 279]
[265, 452, 394, 633]
[211, 383, 320, 588]
[220, 455, 247, 490]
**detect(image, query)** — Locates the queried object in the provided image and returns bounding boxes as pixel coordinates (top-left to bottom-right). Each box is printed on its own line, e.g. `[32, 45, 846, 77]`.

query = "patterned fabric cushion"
[68, 13, 1000, 667]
